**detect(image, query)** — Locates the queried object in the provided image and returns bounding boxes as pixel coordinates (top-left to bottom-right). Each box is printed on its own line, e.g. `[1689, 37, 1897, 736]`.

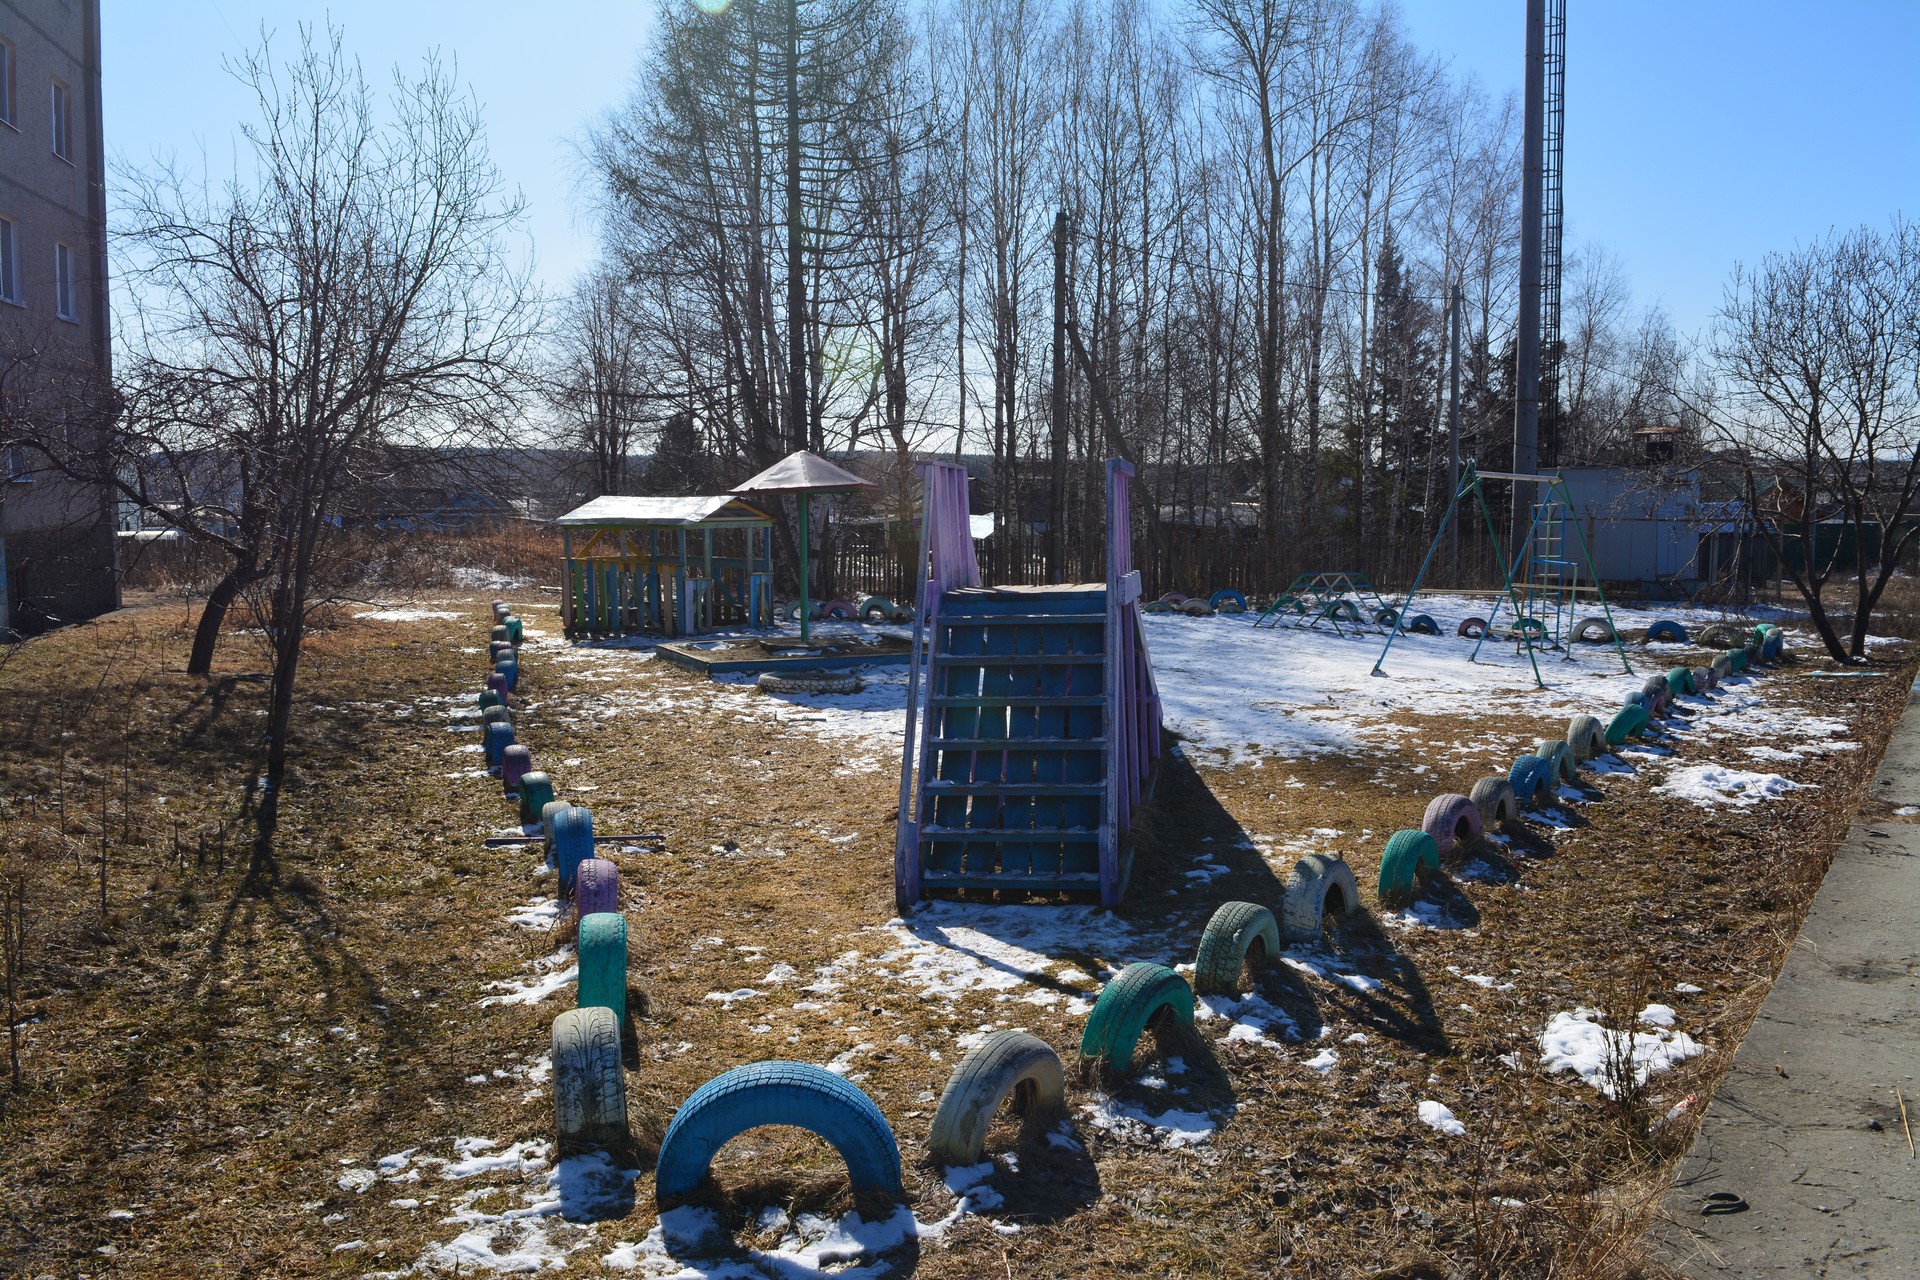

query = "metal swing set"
[1373, 461, 1635, 688]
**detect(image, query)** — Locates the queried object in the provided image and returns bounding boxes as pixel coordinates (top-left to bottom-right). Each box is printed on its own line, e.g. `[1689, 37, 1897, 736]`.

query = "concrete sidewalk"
[1648, 677, 1920, 1275]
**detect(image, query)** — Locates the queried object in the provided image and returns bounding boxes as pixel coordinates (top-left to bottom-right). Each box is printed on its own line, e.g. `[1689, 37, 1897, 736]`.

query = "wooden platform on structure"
[655, 633, 914, 678]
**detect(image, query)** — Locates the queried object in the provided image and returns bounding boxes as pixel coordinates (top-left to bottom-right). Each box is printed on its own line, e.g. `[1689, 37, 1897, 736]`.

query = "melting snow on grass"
[1417, 1100, 1467, 1136]
[1538, 1007, 1705, 1097]
[1081, 1095, 1218, 1148]
[1654, 764, 1807, 808]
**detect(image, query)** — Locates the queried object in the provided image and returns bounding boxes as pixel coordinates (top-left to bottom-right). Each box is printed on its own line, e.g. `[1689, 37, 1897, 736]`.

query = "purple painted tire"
[820, 599, 857, 620]
[1158, 593, 1189, 607]
[487, 672, 510, 697]
[1421, 793, 1483, 858]
[575, 858, 619, 920]
[502, 744, 533, 793]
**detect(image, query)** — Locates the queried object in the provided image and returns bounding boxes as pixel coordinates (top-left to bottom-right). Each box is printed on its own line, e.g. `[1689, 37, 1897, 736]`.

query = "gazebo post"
[799, 491, 812, 644]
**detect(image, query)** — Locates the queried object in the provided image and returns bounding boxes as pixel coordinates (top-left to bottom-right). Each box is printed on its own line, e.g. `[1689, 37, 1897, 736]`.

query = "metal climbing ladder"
[1375, 461, 1634, 687]
[894, 460, 1162, 908]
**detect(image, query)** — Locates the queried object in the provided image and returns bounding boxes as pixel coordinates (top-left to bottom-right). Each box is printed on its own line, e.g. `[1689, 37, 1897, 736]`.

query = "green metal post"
[799, 492, 812, 644]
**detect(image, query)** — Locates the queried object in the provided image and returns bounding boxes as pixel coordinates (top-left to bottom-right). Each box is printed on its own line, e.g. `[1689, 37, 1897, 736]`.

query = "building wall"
[0, 0, 118, 631]
[1560, 466, 1703, 587]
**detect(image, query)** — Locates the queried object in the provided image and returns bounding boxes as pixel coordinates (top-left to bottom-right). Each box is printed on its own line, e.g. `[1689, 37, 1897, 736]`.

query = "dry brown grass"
[0, 596, 1909, 1279]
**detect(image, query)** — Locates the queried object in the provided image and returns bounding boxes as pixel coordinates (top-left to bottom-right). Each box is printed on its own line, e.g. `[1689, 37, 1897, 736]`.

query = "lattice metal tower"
[1538, 0, 1567, 466]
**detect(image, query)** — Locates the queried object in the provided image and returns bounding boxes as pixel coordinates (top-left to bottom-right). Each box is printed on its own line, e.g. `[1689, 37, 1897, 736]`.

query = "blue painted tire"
[1645, 620, 1689, 643]
[577, 911, 627, 1026]
[494, 658, 519, 692]
[483, 720, 516, 768]
[1378, 828, 1440, 901]
[1407, 614, 1440, 635]
[551, 805, 595, 892]
[1209, 589, 1249, 613]
[1374, 608, 1400, 629]
[655, 1062, 902, 1203]
[1079, 963, 1194, 1074]
[1509, 755, 1552, 807]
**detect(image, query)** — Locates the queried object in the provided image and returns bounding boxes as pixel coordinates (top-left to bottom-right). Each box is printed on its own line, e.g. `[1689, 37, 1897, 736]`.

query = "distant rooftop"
[554, 495, 772, 527]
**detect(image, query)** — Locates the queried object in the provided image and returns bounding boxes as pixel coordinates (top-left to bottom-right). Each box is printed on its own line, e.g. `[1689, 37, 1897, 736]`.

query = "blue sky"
[104, 1, 1919, 343]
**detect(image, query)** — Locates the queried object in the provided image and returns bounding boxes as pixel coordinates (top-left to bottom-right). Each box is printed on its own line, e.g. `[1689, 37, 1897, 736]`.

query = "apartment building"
[0, 0, 117, 632]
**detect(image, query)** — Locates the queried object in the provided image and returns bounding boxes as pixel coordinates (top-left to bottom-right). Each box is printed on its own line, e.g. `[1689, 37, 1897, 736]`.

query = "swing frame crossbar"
[1252, 570, 1395, 637]
[1372, 461, 1634, 688]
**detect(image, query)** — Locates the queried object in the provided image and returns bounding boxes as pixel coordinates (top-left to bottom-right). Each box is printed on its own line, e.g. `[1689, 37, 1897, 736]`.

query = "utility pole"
[1513, 0, 1545, 547]
[785, 0, 806, 456]
[1049, 211, 1068, 584]
[1448, 283, 1463, 583]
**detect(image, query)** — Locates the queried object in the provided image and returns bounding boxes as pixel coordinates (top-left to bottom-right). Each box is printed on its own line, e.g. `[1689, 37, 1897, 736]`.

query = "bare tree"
[1710, 222, 1920, 661]
[550, 266, 646, 495]
[115, 26, 534, 851]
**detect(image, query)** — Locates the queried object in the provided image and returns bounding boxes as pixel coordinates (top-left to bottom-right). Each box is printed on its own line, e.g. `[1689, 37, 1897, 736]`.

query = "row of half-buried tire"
[476, 601, 644, 1156]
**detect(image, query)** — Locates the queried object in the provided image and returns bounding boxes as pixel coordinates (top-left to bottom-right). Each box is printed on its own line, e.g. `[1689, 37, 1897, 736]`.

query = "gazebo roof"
[733, 450, 874, 495]
[554, 495, 772, 527]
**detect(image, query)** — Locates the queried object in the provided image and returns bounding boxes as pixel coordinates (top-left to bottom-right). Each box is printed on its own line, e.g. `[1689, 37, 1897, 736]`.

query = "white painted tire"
[1280, 854, 1360, 944]
[756, 671, 862, 695]
[552, 1007, 629, 1151]
[1470, 776, 1518, 830]
[1566, 715, 1607, 762]
[925, 1030, 1065, 1166]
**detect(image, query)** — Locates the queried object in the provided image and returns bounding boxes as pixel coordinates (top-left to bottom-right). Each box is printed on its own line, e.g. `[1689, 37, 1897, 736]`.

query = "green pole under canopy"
[732, 450, 874, 644]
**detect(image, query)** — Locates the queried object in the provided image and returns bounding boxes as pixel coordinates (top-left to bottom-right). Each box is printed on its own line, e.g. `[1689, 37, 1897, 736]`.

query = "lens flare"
[693, 0, 734, 14]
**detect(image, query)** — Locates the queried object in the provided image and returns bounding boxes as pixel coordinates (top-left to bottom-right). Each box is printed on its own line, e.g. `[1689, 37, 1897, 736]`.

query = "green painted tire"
[1665, 666, 1694, 697]
[478, 688, 504, 711]
[577, 912, 628, 1026]
[1079, 963, 1194, 1075]
[1191, 901, 1280, 997]
[504, 615, 525, 646]
[1605, 704, 1649, 746]
[517, 772, 556, 824]
[1377, 829, 1440, 903]
[1725, 647, 1747, 673]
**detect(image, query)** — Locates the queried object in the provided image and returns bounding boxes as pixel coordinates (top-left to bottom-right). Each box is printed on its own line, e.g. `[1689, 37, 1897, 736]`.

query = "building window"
[51, 78, 72, 161]
[0, 216, 17, 304]
[0, 39, 16, 127]
[5, 445, 32, 484]
[55, 241, 76, 320]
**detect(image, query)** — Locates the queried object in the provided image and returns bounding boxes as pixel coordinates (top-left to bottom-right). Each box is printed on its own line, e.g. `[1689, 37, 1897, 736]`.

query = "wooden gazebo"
[556, 495, 775, 638]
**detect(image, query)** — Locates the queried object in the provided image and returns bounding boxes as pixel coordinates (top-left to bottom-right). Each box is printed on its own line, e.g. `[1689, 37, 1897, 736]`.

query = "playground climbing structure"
[894, 459, 1163, 908]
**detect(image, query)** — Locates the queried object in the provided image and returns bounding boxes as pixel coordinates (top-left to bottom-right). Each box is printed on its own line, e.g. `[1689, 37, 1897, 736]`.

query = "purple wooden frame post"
[893, 461, 981, 909]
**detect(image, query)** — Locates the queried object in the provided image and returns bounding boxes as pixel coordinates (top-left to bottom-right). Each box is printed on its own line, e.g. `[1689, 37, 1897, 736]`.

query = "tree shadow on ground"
[1314, 909, 1451, 1055]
